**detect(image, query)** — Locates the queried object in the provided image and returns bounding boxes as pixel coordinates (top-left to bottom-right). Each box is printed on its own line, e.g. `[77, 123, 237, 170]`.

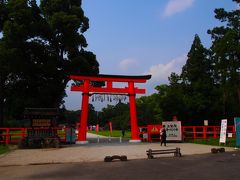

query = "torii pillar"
[128, 81, 139, 142]
[78, 80, 90, 144]
[70, 74, 151, 144]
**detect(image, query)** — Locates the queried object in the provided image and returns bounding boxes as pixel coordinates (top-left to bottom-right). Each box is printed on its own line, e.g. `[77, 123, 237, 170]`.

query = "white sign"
[162, 121, 182, 141]
[220, 119, 227, 143]
[228, 133, 232, 138]
[204, 120, 208, 126]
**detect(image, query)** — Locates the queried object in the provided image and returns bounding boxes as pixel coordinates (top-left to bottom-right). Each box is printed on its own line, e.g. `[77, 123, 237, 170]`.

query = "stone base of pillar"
[129, 139, 141, 143]
[76, 141, 89, 145]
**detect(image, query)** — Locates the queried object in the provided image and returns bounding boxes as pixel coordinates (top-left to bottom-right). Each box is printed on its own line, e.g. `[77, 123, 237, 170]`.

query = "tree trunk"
[0, 75, 4, 141]
[222, 91, 227, 118]
[237, 87, 240, 106]
[0, 74, 5, 127]
[0, 99, 3, 127]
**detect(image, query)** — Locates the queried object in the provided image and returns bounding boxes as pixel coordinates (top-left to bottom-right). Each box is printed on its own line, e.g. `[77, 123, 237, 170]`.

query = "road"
[0, 151, 239, 180]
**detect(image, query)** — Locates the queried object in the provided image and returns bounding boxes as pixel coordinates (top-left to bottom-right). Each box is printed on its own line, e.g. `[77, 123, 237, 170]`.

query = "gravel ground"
[0, 133, 236, 166]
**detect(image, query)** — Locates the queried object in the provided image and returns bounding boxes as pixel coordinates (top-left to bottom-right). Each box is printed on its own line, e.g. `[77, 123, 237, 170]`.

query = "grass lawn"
[89, 130, 131, 139]
[0, 145, 10, 155]
[89, 130, 238, 147]
[184, 138, 237, 147]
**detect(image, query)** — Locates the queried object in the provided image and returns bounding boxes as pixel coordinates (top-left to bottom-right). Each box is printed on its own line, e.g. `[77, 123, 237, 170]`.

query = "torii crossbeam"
[70, 74, 151, 144]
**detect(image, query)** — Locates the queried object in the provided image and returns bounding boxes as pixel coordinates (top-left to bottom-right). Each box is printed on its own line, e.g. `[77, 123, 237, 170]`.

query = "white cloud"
[163, 0, 195, 17]
[144, 54, 187, 94]
[119, 58, 138, 71]
[65, 56, 187, 110]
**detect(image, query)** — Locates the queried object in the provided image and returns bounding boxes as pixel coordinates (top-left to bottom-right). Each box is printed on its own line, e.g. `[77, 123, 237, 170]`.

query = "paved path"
[0, 133, 236, 166]
[1, 151, 240, 180]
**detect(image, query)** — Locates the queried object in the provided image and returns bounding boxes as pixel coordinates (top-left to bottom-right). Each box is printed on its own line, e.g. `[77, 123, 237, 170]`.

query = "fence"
[0, 127, 71, 145]
[182, 126, 235, 139]
[139, 125, 235, 142]
[0, 125, 237, 144]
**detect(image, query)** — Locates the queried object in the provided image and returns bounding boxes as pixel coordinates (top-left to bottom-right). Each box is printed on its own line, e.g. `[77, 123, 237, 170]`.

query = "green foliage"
[90, 130, 131, 138]
[63, 109, 80, 125]
[180, 34, 215, 124]
[87, 104, 98, 126]
[136, 94, 162, 125]
[207, 2, 240, 120]
[182, 34, 211, 84]
[154, 1, 240, 125]
[73, 1, 239, 128]
[184, 138, 236, 147]
[1, 1, 239, 128]
[0, 145, 10, 155]
[3, 119, 23, 127]
[155, 78, 186, 123]
[62, 104, 97, 125]
[0, 0, 99, 126]
[100, 102, 130, 129]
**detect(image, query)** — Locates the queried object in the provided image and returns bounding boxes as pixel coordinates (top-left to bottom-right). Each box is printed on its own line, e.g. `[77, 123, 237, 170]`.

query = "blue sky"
[64, 0, 237, 110]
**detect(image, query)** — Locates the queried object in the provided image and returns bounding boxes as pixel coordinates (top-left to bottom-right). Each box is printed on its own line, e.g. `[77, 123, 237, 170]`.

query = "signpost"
[234, 117, 240, 147]
[219, 119, 227, 144]
[162, 121, 182, 141]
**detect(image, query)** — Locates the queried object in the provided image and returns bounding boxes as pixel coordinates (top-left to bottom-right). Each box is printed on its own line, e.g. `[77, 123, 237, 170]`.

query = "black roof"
[24, 108, 59, 116]
[72, 74, 152, 80]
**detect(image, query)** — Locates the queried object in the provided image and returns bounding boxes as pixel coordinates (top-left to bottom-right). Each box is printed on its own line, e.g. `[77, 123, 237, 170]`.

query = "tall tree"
[0, 41, 15, 126]
[155, 74, 187, 124]
[207, 0, 240, 119]
[136, 94, 162, 125]
[181, 35, 211, 84]
[181, 34, 215, 123]
[0, 0, 99, 125]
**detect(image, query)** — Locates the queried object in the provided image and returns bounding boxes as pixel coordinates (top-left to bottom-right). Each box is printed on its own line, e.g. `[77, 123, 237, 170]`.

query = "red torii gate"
[70, 74, 151, 144]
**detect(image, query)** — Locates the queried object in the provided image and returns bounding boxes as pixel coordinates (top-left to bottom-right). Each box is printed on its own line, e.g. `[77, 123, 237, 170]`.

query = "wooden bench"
[146, 148, 181, 159]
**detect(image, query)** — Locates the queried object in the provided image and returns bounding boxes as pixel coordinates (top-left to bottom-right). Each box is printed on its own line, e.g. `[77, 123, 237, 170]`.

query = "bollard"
[97, 135, 100, 143]
[120, 136, 122, 143]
